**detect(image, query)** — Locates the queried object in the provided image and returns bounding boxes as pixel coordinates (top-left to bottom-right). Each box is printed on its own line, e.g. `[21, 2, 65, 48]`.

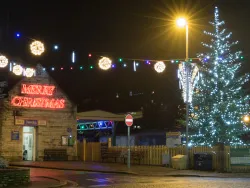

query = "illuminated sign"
[15, 118, 47, 126]
[21, 84, 55, 96]
[11, 83, 65, 109]
[11, 96, 65, 109]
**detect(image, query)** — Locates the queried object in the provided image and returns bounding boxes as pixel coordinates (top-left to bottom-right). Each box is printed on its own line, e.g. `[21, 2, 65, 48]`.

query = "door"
[23, 127, 34, 161]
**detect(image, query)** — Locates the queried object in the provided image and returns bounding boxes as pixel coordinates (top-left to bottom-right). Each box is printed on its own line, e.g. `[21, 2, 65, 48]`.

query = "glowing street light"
[176, 18, 187, 28]
[243, 115, 250, 123]
[176, 17, 190, 167]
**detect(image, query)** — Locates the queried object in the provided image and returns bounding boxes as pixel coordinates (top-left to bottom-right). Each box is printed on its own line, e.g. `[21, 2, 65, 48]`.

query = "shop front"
[0, 65, 77, 161]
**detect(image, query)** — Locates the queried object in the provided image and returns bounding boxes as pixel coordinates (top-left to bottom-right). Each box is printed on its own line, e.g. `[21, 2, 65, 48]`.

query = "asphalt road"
[29, 168, 250, 188]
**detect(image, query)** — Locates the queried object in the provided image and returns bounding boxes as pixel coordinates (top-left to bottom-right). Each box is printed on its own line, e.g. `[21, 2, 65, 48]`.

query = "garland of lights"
[178, 62, 199, 103]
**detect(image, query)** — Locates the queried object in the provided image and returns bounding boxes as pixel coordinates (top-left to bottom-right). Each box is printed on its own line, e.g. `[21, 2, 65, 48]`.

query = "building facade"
[0, 65, 77, 161]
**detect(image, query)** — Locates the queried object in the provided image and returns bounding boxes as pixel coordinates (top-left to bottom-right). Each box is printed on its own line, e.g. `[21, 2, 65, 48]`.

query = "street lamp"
[243, 115, 250, 124]
[176, 17, 188, 61]
[176, 17, 190, 166]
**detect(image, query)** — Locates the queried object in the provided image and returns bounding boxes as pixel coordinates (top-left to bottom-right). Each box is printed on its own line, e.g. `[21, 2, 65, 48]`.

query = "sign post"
[125, 114, 133, 169]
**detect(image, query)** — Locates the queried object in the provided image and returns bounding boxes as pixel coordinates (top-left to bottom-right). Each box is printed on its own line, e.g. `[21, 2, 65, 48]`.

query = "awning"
[76, 110, 143, 121]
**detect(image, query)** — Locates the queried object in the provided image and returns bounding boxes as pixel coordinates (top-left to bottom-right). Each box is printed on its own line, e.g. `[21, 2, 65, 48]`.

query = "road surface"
[29, 168, 250, 187]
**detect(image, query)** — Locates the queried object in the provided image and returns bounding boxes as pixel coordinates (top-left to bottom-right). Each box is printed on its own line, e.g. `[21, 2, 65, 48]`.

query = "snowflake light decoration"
[154, 61, 166, 73]
[30, 40, 45, 55]
[0, 55, 8, 68]
[24, 68, 35, 77]
[98, 57, 112, 70]
[13, 65, 23, 76]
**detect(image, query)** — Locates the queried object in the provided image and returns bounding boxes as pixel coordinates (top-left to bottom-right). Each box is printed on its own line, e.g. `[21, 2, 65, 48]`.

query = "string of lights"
[0, 31, 243, 78]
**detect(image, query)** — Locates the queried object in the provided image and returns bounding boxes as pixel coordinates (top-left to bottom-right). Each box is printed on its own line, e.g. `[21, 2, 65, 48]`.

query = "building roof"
[77, 110, 142, 121]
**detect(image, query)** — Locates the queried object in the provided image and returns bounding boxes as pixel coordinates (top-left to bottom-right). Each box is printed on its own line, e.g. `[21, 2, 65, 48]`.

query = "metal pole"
[185, 24, 189, 168]
[127, 126, 131, 169]
[185, 25, 189, 61]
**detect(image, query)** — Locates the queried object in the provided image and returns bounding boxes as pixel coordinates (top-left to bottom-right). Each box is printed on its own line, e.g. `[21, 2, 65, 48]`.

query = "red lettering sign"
[11, 96, 65, 109]
[21, 84, 56, 96]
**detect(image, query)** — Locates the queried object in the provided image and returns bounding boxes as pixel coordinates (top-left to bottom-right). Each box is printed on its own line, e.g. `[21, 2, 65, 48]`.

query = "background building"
[0, 64, 77, 161]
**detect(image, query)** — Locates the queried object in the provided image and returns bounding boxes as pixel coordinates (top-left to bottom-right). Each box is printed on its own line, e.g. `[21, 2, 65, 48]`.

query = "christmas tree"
[189, 7, 250, 146]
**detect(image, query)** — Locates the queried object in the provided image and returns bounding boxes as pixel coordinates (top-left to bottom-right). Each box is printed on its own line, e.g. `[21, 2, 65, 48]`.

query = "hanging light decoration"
[30, 40, 45, 55]
[178, 62, 199, 103]
[154, 61, 166, 73]
[98, 57, 112, 70]
[13, 65, 23, 76]
[0, 55, 9, 68]
[24, 68, 35, 77]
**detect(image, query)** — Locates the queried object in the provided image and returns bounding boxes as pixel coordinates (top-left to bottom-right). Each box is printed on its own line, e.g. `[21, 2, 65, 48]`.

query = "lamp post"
[243, 115, 250, 124]
[176, 17, 189, 166]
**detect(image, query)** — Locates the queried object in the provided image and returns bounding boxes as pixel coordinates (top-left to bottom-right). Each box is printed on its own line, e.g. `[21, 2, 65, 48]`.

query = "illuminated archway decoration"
[30, 40, 45, 55]
[0, 55, 8, 68]
[98, 57, 112, 70]
[11, 96, 65, 109]
[13, 65, 23, 75]
[25, 68, 35, 77]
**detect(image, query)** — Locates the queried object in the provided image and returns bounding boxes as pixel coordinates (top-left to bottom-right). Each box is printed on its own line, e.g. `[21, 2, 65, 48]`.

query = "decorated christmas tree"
[189, 7, 250, 146]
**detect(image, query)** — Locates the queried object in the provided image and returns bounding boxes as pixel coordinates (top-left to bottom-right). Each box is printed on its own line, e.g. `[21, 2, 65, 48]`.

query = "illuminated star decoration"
[178, 62, 199, 103]
[0, 55, 9, 68]
[154, 61, 166, 73]
[30, 40, 45, 55]
[13, 65, 24, 76]
[98, 57, 112, 70]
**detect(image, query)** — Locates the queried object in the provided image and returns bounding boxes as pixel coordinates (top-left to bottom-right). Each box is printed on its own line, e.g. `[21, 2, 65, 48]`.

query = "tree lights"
[189, 7, 250, 146]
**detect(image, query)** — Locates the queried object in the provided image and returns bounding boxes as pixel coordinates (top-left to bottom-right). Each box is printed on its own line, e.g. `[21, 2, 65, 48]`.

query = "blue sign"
[24, 120, 38, 126]
[67, 128, 72, 133]
[11, 131, 19, 140]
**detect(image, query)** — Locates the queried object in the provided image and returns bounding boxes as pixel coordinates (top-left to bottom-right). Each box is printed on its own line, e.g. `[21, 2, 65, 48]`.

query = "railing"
[77, 140, 250, 172]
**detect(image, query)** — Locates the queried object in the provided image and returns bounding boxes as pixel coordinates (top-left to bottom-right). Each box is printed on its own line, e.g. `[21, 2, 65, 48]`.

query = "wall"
[0, 65, 77, 161]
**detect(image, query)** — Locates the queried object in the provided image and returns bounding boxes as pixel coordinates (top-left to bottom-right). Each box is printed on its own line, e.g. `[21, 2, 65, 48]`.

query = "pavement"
[9, 161, 250, 178]
[25, 176, 67, 188]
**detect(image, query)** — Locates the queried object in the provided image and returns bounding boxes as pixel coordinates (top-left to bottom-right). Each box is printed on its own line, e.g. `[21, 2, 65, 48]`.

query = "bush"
[0, 156, 9, 168]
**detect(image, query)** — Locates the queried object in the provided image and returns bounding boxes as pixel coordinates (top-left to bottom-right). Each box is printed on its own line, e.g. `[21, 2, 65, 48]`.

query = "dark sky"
[1, 0, 250, 129]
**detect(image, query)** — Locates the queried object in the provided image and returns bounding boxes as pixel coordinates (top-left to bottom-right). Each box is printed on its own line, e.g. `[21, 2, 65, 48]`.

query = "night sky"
[1, 0, 250, 130]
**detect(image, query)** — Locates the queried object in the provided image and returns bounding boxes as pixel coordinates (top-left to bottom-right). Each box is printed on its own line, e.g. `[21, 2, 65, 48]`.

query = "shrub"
[0, 156, 9, 168]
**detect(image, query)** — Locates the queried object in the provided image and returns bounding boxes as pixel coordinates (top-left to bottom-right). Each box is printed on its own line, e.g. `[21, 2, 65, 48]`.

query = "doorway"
[23, 126, 34, 161]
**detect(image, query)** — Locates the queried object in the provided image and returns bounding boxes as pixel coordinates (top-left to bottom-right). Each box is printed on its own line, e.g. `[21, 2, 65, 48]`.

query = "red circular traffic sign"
[125, 114, 133, 127]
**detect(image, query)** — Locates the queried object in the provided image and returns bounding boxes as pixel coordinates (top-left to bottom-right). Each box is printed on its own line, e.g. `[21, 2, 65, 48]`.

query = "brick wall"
[0, 65, 77, 161]
[0, 168, 30, 187]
